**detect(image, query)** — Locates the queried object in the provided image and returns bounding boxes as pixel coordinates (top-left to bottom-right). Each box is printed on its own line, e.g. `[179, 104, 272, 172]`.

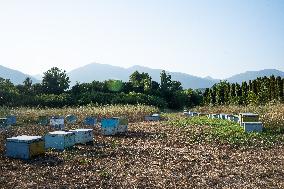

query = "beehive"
[65, 114, 77, 124]
[50, 116, 65, 130]
[116, 117, 128, 134]
[38, 116, 49, 126]
[190, 112, 198, 117]
[69, 129, 94, 144]
[101, 118, 119, 135]
[226, 115, 234, 121]
[239, 113, 259, 126]
[198, 113, 207, 117]
[243, 122, 263, 133]
[84, 117, 97, 126]
[145, 114, 160, 121]
[45, 131, 75, 151]
[6, 135, 44, 159]
[219, 114, 227, 120]
[183, 111, 189, 116]
[6, 115, 16, 125]
[208, 114, 218, 119]
[0, 118, 8, 127]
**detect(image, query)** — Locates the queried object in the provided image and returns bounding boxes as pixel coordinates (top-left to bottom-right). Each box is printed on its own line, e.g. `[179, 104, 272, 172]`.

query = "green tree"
[42, 67, 70, 94]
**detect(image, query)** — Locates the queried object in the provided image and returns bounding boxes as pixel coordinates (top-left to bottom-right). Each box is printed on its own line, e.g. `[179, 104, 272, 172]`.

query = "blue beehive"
[38, 116, 49, 126]
[189, 112, 198, 117]
[6, 115, 16, 125]
[6, 135, 44, 160]
[0, 118, 8, 127]
[69, 129, 94, 144]
[50, 116, 65, 130]
[65, 114, 77, 124]
[84, 117, 97, 126]
[145, 114, 160, 121]
[243, 122, 263, 133]
[101, 118, 119, 135]
[45, 131, 75, 151]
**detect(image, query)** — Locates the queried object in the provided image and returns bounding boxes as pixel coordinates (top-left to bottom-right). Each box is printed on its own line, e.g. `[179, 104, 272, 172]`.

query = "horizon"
[0, 0, 283, 79]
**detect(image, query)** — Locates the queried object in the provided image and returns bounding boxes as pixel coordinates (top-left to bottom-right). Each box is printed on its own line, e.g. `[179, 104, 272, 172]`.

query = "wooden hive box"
[69, 129, 94, 144]
[243, 122, 263, 133]
[45, 131, 75, 151]
[116, 117, 128, 134]
[50, 116, 65, 130]
[6, 135, 44, 159]
[65, 114, 77, 124]
[198, 113, 208, 117]
[101, 118, 119, 135]
[239, 113, 259, 126]
[84, 117, 97, 126]
[145, 114, 160, 121]
[189, 112, 198, 117]
[38, 116, 49, 126]
[6, 115, 16, 125]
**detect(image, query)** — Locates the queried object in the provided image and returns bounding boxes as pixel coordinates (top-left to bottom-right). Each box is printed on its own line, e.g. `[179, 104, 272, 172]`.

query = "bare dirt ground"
[1, 121, 284, 189]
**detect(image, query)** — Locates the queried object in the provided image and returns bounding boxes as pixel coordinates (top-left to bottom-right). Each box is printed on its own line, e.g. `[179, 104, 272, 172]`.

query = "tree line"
[0, 67, 202, 109]
[203, 75, 284, 105]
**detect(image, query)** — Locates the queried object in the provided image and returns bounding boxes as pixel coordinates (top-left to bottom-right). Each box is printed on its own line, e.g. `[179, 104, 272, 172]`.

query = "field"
[1, 104, 284, 188]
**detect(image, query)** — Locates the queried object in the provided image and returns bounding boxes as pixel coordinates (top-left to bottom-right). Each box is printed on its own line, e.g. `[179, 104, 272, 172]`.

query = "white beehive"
[6, 135, 44, 159]
[50, 116, 65, 130]
[69, 129, 94, 144]
[45, 131, 75, 151]
[145, 114, 160, 121]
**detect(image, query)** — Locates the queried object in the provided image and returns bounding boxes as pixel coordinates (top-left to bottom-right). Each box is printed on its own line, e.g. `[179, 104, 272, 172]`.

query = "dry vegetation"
[0, 104, 284, 188]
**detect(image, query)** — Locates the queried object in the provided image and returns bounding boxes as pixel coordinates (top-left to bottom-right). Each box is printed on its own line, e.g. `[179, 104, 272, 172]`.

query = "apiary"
[6, 135, 44, 159]
[145, 114, 160, 121]
[239, 113, 259, 126]
[65, 114, 77, 124]
[116, 117, 128, 134]
[50, 116, 65, 130]
[38, 116, 49, 126]
[101, 117, 119, 135]
[84, 117, 97, 126]
[243, 122, 263, 133]
[6, 115, 16, 125]
[45, 131, 75, 151]
[69, 129, 94, 144]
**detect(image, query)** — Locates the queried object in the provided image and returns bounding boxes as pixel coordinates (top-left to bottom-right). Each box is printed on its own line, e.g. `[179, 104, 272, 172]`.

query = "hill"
[0, 65, 39, 85]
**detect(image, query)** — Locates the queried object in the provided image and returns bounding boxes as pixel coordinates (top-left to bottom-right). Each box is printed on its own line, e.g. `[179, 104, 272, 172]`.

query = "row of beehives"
[5, 117, 129, 160]
[1, 113, 161, 130]
[183, 111, 263, 133]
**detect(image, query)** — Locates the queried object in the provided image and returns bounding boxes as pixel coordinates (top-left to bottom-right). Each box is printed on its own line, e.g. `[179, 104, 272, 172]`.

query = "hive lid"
[48, 131, 73, 135]
[152, 114, 160, 117]
[50, 116, 64, 119]
[7, 135, 42, 143]
[69, 129, 93, 132]
[240, 113, 258, 116]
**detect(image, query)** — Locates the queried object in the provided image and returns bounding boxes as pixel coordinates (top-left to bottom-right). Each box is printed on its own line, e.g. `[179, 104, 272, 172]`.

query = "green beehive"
[239, 113, 259, 126]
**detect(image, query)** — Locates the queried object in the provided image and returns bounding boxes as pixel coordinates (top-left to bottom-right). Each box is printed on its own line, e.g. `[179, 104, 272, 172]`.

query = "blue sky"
[0, 0, 283, 79]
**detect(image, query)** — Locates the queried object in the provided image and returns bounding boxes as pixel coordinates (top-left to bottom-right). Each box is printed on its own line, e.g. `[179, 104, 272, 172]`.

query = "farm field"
[1, 105, 284, 188]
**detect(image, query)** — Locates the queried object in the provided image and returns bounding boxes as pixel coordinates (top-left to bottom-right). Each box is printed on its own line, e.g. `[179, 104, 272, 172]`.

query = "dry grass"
[1, 118, 284, 188]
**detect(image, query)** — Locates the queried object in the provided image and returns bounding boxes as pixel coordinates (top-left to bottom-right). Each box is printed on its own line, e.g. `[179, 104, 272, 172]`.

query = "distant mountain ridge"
[226, 69, 284, 83]
[0, 65, 39, 85]
[67, 63, 217, 89]
[0, 64, 283, 89]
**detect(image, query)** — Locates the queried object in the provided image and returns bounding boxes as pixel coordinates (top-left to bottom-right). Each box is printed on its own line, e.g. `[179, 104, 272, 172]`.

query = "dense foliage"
[0, 67, 202, 109]
[203, 76, 284, 105]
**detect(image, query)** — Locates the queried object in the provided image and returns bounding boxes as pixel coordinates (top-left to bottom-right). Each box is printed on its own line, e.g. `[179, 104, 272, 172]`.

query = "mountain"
[68, 63, 217, 89]
[0, 65, 39, 85]
[226, 69, 284, 83]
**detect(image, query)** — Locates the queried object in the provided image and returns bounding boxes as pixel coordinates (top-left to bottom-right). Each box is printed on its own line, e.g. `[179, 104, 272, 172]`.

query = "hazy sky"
[0, 0, 283, 79]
